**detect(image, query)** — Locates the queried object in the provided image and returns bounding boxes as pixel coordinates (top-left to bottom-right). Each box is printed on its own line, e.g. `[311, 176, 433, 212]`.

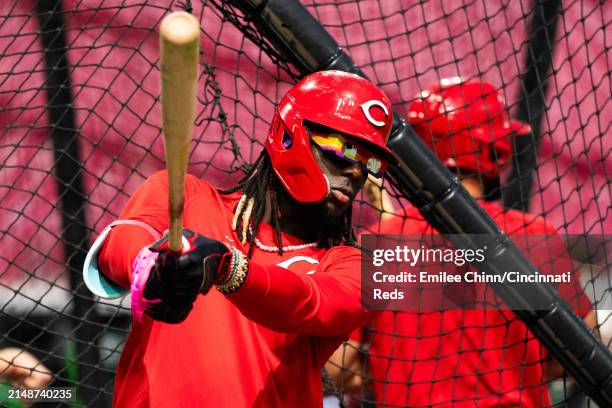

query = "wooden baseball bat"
[159, 11, 200, 252]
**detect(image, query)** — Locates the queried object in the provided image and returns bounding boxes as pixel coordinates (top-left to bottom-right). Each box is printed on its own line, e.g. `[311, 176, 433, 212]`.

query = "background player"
[83, 70, 397, 407]
[328, 78, 595, 407]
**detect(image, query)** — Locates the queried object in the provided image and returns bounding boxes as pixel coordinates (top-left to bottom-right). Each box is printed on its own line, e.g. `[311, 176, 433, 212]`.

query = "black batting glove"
[131, 229, 230, 324]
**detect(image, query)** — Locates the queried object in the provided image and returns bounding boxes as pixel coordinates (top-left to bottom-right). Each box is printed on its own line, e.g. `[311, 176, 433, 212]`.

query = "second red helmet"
[265, 70, 397, 203]
[408, 78, 531, 179]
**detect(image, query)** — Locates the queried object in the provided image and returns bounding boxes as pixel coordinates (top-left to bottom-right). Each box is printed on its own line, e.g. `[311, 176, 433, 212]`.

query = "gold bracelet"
[217, 246, 248, 294]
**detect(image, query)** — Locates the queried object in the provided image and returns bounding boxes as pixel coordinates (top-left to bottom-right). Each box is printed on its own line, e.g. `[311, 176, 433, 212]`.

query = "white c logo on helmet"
[360, 100, 389, 128]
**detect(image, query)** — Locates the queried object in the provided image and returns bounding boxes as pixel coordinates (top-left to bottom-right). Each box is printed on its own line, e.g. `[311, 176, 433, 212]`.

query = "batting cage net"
[0, 0, 609, 407]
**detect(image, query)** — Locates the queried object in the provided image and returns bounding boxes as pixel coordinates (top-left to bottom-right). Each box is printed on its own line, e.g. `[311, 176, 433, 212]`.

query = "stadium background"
[0, 0, 609, 406]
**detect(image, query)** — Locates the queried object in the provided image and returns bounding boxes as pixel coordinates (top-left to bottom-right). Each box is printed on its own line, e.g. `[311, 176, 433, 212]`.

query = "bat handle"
[168, 215, 183, 253]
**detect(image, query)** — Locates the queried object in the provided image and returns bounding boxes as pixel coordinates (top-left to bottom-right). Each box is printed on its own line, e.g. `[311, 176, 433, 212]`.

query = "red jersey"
[97, 171, 374, 408]
[359, 202, 591, 408]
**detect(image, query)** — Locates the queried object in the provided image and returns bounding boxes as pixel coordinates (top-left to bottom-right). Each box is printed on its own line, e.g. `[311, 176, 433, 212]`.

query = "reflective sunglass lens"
[342, 143, 358, 160]
[367, 157, 382, 174]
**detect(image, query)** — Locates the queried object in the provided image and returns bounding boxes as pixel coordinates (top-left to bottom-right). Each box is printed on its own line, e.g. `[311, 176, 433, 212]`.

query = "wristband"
[212, 251, 235, 287]
[130, 246, 162, 322]
[216, 246, 248, 294]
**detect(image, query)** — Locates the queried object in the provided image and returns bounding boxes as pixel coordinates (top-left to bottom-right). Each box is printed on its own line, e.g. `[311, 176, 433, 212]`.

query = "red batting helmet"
[408, 78, 531, 179]
[265, 70, 397, 202]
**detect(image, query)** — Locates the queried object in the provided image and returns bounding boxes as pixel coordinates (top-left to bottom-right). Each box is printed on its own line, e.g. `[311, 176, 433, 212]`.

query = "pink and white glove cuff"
[130, 246, 161, 323]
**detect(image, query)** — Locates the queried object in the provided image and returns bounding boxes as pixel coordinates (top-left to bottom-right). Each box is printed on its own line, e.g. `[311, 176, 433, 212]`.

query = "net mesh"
[0, 0, 609, 406]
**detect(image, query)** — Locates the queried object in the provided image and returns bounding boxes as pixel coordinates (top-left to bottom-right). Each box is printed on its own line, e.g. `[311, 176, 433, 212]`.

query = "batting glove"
[130, 229, 230, 324]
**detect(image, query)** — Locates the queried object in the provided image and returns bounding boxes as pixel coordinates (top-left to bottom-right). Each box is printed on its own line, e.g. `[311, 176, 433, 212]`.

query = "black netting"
[0, 0, 609, 407]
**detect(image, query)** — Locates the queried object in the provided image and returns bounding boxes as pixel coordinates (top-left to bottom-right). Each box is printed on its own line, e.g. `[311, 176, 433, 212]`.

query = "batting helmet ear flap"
[265, 112, 330, 202]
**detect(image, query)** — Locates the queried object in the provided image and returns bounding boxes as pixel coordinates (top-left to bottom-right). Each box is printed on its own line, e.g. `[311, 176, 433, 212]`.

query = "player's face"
[310, 136, 369, 218]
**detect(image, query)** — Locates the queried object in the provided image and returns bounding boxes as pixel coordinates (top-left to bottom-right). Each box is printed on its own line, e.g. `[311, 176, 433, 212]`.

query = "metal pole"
[503, 0, 562, 211]
[35, 0, 102, 405]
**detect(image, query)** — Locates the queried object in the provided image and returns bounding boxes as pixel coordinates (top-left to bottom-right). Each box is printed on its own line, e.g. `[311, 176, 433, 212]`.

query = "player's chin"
[322, 197, 352, 219]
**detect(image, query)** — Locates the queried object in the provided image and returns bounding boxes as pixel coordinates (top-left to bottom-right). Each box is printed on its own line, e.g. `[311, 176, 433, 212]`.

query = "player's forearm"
[227, 261, 374, 337]
[95, 171, 179, 289]
[99, 224, 158, 288]
[325, 341, 364, 393]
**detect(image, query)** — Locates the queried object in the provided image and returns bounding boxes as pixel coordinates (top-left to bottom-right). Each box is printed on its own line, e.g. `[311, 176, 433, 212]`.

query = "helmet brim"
[485, 119, 531, 142]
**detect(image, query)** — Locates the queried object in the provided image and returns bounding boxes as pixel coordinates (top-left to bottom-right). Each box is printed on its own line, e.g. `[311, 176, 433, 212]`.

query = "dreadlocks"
[221, 150, 357, 259]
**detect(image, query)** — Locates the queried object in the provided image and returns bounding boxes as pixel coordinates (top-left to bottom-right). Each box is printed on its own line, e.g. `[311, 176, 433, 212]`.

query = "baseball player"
[82, 71, 397, 407]
[328, 78, 594, 407]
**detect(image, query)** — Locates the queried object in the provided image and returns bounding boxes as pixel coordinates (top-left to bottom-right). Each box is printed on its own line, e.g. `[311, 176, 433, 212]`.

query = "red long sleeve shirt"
[98, 171, 373, 407]
[357, 203, 592, 408]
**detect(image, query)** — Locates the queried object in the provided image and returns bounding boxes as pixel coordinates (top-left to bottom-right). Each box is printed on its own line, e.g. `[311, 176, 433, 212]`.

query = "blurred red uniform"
[356, 79, 591, 407]
[362, 203, 590, 407]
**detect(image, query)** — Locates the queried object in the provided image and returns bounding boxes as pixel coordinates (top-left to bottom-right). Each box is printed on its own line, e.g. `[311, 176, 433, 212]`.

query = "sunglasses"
[311, 132, 388, 177]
